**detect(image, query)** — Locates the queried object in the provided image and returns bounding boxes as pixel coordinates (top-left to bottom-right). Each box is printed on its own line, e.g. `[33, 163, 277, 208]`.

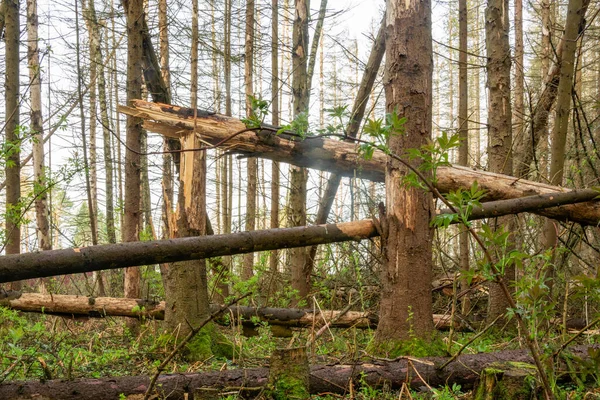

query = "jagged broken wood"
[0, 345, 596, 399]
[118, 100, 600, 226]
[0, 292, 456, 330]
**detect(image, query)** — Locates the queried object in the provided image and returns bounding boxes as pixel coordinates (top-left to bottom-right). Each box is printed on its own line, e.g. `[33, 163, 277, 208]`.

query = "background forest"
[1, 0, 600, 398]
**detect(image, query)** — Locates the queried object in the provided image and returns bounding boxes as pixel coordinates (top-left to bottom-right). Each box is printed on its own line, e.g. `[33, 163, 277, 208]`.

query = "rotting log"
[0, 220, 379, 283]
[3, 292, 588, 332]
[119, 100, 600, 226]
[0, 292, 456, 330]
[0, 345, 597, 399]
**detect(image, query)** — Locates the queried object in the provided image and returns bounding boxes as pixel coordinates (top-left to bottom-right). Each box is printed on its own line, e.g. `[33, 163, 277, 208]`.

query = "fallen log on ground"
[0, 345, 596, 399]
[3, 292, 588, 332]
[119, 100, 600, 225]
[0, 292, 455, 329]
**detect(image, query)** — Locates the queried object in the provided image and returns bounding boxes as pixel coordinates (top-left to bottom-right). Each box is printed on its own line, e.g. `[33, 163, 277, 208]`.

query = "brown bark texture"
[119, 101, 600, 226]
[485, 0, 514, 322]
[1, 186, 595, 285]
[1, 292, 459, 330]
[4, 0, 21, 289]
[0, 345, 597, 399]
[123, 0, 144, 301]
[0, 220, 379, 283]
[376, 0, 434, 341]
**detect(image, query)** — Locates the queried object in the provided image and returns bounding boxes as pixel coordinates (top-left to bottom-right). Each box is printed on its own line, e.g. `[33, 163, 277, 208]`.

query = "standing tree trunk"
[542, 0, 587, 290]
[123, 0, 143, 323]
[374, 0, 434, 344]
[485, 0, 514, 322]
[458, 0, 469, 314]
[4, 0, 21, 291]
[243, 0, 257, 280]
[84, 0, 106, 295]
[288, 0, 310, 305]
[163, 0, 215, 361]
[270, 0, 280, 274]
[27, 0, 50, 260]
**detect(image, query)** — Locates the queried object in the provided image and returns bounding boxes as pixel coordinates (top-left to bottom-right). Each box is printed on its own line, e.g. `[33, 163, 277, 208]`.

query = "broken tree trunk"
[0, 292, 457, 330]
[119, 100, 600, 226]
[0, 345, 597, 399]
[0, 187, 598, 284]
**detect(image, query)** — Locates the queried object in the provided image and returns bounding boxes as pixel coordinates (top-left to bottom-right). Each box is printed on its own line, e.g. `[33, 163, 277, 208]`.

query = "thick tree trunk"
[163, 0, 211, 355]
[375, 0, 434, 342]
[120, 100, 600, 225]
[0, 345, 597, 399]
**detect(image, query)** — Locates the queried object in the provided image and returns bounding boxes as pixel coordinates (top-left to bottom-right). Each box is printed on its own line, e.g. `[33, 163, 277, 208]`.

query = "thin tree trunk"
[458, 0, 469, 314]
[375, 0, 434, 343]
[270, 0, 280, 274]
[4, 0, 21, 291]
[123, 0, 143, 312]
[289, 0, 311, 305]
[243, 0, 257, 281]
[27, 0, 51, 294]
[542, 0, 587, 291]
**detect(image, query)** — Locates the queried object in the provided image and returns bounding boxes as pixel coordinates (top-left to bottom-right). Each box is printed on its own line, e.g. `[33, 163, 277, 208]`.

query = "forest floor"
[1, 306, 600, 399]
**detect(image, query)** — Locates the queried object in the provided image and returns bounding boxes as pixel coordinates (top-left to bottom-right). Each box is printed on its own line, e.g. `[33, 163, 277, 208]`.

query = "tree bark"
[123, 0, 144, 305]
[0, 220, 379, 283]
[270, 0, 280, 274]
[119, 100, 600, 226]
[0, 345, 597, 399]
[542, 0, 588, 292]
[485, 0, 514, 322]
[243, 0, 257, 280]
[458, 0, 469, 313]
[0, 186, 597, 284]
[375, 0, 434, 343]
[288, 0, 311, 304]
[4, 0, 21, 291]
[27, 0, 51, 295]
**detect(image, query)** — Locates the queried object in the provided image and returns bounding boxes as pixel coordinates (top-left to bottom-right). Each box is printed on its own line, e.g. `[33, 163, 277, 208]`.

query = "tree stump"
[268, 346, 310, 399]
[474, 362, 537, 400]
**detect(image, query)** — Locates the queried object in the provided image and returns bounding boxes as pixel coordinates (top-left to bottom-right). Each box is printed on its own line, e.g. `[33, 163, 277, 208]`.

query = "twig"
[437, 313, 503, 371]
[143, 293, 251, 400]
[553, 316, 600, 359]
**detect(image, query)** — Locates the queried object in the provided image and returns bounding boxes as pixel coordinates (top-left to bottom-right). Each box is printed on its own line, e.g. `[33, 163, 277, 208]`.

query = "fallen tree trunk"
[0, 345, 596, 399]
[4, 292, 588, 332]
[0, 292, 455, 330]
[1, 185, 598, 284]
[0, 220, 378, 283]
[119, 100, 600, 225]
